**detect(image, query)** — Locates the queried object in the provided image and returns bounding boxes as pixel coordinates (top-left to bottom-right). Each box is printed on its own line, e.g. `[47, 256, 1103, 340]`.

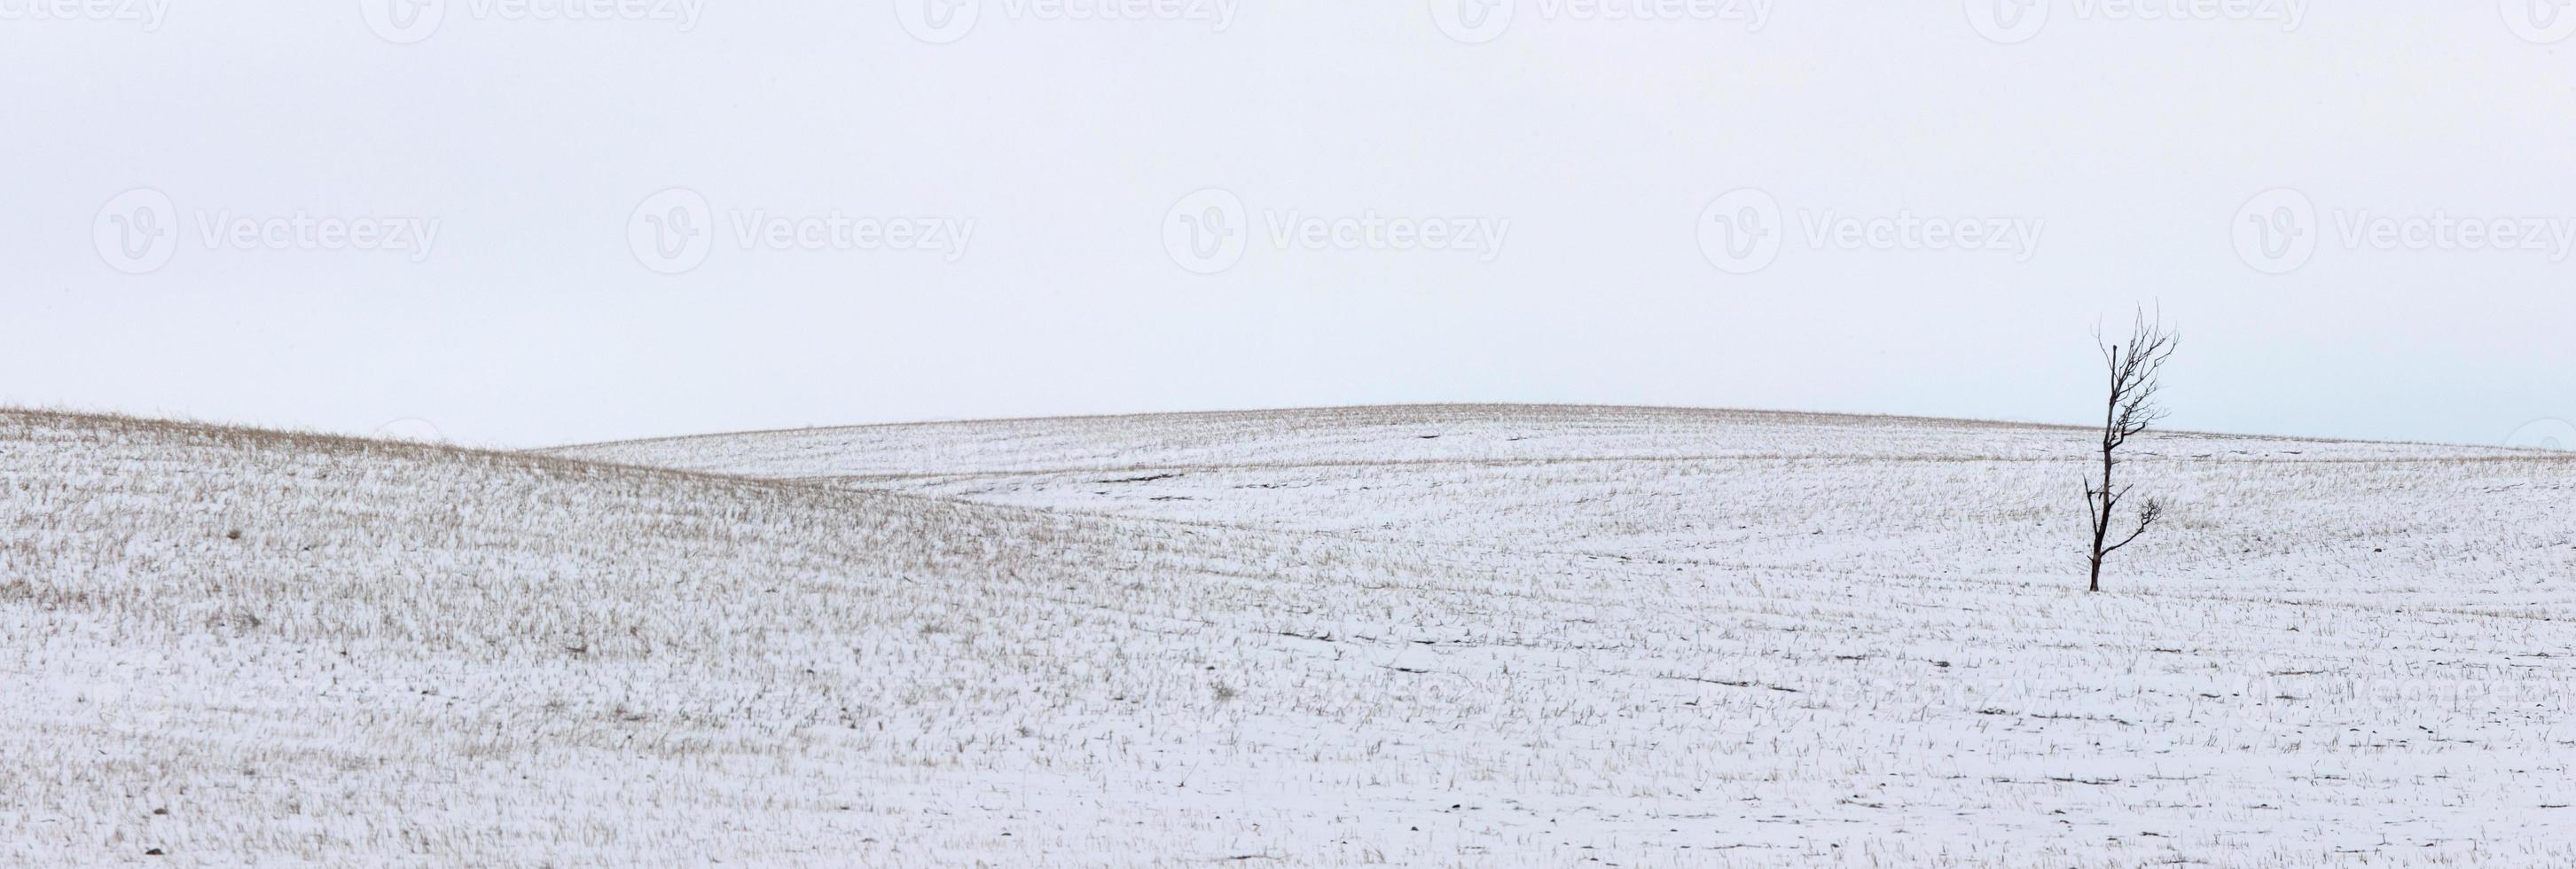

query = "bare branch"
[2102, 498, 2164, 556]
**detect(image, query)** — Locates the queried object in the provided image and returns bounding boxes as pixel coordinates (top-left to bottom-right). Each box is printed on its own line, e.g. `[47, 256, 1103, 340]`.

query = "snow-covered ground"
[7, 405, 2574, 866]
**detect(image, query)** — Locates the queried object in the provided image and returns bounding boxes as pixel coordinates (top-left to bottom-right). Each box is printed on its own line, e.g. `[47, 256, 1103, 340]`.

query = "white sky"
[5, 1, 2572, 448]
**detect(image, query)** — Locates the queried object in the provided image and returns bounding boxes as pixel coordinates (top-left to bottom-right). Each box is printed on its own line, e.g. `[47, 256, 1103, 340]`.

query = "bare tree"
[2084, 309, 2178, 592]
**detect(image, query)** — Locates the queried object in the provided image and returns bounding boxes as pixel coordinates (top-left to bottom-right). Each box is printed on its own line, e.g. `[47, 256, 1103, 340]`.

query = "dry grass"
[5, 405, 2573, 866]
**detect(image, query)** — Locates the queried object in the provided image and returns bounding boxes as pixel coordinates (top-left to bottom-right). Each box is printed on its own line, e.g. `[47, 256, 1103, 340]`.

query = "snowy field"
[6, 405, 2574, 866]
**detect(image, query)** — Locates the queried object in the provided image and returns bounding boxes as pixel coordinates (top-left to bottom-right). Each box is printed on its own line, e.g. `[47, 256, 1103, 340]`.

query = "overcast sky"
[4, 1, 2572, 449]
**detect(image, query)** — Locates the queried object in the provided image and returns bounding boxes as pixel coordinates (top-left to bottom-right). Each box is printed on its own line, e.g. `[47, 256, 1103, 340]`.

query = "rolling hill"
[5, 405, 2572, 866]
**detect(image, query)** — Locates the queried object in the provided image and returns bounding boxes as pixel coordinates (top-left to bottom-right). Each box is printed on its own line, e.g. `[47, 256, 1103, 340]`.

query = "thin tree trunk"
[2089, 345, 2122, 592]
